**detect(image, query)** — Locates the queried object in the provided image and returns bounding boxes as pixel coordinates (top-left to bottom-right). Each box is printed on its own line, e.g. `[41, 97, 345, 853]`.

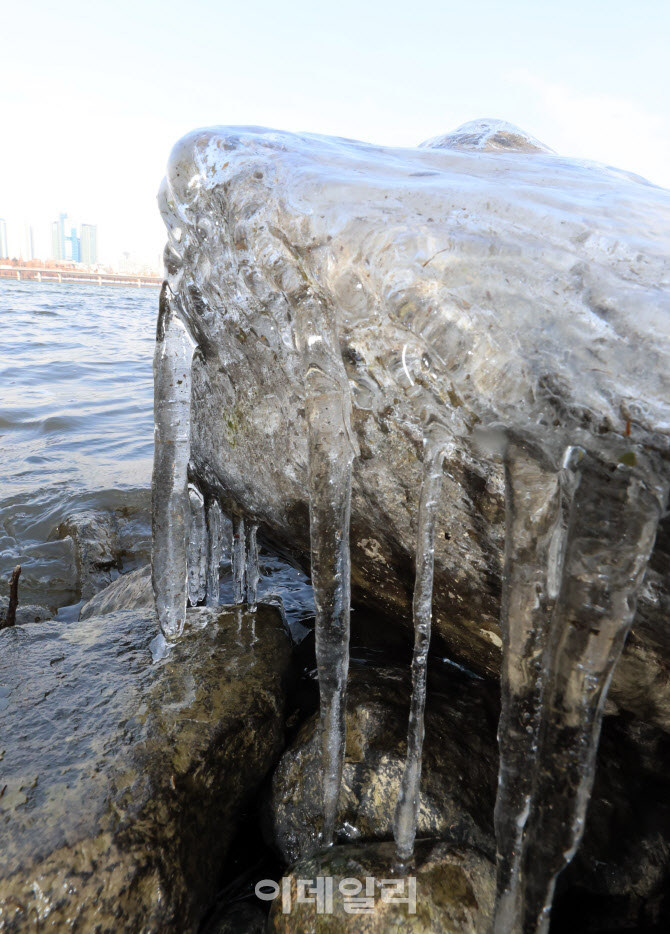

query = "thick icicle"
[494, 445, 668, 934]
[232, 514, 246, 604]
[187, 484, 207, 606]
[205, 498, 224, 607]
[246, 523, 259, 605]
[151, 285, 195, 639]
[394, 430, 447, 861]
[294, 290, 356, 847]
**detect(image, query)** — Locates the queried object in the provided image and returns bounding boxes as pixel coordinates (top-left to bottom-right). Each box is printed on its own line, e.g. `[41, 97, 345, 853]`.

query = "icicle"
[394, 429, 447, 861]
[151, 285, 195, 639]
[494, 444, 668, 934]
[293, 289, 357, 847]
[246, 523, 259, 605]
[205, 498, 224, 607]
[232, 514, 246, 604]
[187, 484, 207, 606]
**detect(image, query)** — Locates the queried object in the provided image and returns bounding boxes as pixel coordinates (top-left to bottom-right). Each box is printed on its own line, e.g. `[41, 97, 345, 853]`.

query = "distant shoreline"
[0, 266, 162, 288]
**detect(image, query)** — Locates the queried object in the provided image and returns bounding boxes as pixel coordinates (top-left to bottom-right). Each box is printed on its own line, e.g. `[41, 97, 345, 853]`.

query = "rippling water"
[0, 279, 314, 626]
[0, 281, 156, 607]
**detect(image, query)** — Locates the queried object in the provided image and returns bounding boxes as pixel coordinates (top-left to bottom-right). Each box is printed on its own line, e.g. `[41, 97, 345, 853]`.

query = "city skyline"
[0, 214, 158, 273]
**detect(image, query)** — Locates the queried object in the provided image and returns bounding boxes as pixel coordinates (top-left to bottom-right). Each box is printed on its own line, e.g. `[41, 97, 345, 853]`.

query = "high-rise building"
[0, 218, 8, 258]
[80, 224, 97, 265]
[51, 213, 81, 261]
[20, 223, 34, 261]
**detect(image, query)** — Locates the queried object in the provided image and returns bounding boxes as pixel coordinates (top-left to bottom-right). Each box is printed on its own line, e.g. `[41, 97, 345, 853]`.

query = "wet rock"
[57, 509, 121, 600]
[206, 901, 268, 934]
[80, 564, 153, 619]
[0, 603, 291, 932]
[268, 840, 495, 934]
[0, 596, 51, 625]
[267, 662, 498, 865]
[268, 653, 670, 928]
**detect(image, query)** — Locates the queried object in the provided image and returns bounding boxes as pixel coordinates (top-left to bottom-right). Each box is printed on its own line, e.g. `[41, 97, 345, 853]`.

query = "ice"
[293, 289, 357, 846]
[245, 523, 259, 605]
[151, 285, 195, 639]
[494, 445, 668, 933]
[394, 428, 448, 861]
[155, 119, 670, 921]
[205, 498, 224, 607]
[187, 484, 207, 606]
[232, 515, 246, 604]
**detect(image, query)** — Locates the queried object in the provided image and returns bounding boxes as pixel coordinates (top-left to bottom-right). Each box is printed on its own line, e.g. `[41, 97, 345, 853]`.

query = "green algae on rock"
[0, 603, 291, 932]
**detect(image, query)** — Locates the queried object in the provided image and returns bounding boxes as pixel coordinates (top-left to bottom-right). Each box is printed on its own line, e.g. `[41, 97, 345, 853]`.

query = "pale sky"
[1, 0, 669, 267]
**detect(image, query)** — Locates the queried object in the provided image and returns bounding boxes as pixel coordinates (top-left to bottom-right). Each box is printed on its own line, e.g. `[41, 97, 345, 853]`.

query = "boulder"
[158, 120, 670, 730]
[267, 662, 498, 865]
[80, 564, 153, 619]
[57, 509, 121, 601]
[0, 603, 292, 932]
[269, 840, 495, 934]
[267, 653, 670, 928]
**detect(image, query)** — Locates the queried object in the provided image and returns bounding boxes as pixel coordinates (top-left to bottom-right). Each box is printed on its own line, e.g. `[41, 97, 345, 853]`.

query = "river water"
[0, 280, 313, 624]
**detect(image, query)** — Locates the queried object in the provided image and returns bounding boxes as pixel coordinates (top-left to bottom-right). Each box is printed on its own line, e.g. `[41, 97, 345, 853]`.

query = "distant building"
[80, 224, 97, 265]
[21, 223, 34, 261]
[0, 218, 7, 258]
[51, 213, 81, 262]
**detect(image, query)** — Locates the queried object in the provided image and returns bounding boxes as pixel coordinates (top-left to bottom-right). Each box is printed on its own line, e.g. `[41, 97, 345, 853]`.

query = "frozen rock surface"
[157, 119, 670, 932]
[0, 604, 291, 932]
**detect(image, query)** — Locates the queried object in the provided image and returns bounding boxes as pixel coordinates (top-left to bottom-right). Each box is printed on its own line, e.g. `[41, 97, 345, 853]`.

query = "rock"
[80, 564, 153, 619]
[158, 121, 670, 731]
[57, 509, 121, 601]
[0, 603, 292, 932]
[268, 840, 495, 934]
[0, 596, 51, 625]
[206, 901, 268, 934]
[267, 648, 670, 928]
[267, 662, 498, 865]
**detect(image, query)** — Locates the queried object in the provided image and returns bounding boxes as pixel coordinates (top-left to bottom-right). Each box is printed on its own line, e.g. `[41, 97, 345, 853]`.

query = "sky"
[1, 0, 669, 268]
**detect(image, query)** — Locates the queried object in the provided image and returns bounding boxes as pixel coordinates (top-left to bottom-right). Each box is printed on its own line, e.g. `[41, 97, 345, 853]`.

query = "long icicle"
[232, 514, 246, 604]
[494, 446, 668, 934]
[294, 288, 356, 847]
[151, 285, 195, 639]
[246, 523, 259, 605]
[187, 484, 207, 606]
[205, 497, 224, 607]
[494, 442, 579, 930]
[394, 429, 446, 861]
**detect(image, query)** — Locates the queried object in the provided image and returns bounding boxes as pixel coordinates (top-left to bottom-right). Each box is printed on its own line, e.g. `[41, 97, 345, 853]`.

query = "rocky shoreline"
[2, 521, 670, 931]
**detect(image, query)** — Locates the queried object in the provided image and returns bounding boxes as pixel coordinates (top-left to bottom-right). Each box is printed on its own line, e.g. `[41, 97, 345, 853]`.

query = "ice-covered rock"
[156, 120, 670, 933]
